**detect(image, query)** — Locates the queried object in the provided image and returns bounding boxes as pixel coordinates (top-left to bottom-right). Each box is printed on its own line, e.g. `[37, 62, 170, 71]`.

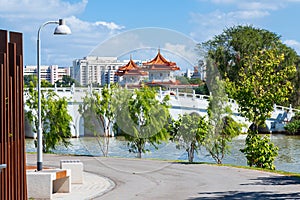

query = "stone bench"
[60, 160, 83, 184]
[27, 167, 71, 200]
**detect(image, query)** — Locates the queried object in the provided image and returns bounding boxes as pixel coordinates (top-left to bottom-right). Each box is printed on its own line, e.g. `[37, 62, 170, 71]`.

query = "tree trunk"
[188, 142, 195, 162]
[137, 150, 142, 158]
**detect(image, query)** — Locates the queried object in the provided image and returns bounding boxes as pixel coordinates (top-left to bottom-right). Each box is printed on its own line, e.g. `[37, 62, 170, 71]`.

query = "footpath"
[26, 154, 115, 200]
[26, 153, 300, 200]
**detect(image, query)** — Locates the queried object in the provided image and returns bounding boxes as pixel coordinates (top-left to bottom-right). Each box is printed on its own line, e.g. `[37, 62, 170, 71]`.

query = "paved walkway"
[26, 154, 115, 200]
[52, 172, 114, 200]
[26, 154, 300, 199]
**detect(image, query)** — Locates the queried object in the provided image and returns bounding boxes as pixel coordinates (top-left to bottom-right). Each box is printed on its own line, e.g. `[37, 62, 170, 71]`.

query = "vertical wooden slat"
[0, 29, 27, 200]
[0, 62, 4, 200]
[0, 29, 9, 200]
[9, 42, 16, 200]
[11, 30, 26, 200]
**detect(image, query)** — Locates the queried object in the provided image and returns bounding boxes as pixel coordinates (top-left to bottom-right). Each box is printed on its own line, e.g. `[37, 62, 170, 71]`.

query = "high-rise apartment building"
[24, 65, 70, 84]
[72, 56, 127, 86]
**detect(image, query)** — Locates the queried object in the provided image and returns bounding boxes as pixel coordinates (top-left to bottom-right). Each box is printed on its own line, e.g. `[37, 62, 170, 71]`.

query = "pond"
[25, 134, 300, 173]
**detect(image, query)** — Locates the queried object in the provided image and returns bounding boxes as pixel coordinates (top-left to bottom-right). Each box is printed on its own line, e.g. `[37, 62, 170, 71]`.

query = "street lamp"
[37, 19, 71, 171]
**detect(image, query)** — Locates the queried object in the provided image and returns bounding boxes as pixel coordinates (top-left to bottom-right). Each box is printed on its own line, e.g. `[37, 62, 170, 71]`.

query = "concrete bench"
[27, 167, 71, 200]
[60, 160, 83, 184]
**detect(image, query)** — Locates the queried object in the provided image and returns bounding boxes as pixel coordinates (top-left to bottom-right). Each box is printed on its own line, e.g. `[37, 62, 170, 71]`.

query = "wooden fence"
[0, 29, 27, 200]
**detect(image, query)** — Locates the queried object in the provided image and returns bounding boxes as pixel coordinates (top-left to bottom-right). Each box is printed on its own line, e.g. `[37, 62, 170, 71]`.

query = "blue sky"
[1, 0, 300, 68]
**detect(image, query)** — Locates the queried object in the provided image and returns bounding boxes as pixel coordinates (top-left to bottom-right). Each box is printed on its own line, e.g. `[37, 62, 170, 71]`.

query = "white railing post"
[192, 90, 195, 100]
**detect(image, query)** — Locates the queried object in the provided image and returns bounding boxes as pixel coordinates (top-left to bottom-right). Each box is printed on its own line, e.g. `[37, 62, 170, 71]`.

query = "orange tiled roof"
[115, 59, 148, 76]
[143, 50, 180, 71]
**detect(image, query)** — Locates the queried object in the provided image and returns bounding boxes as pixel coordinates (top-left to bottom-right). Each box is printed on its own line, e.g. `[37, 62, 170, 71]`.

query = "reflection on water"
[25, 134, 300, 173]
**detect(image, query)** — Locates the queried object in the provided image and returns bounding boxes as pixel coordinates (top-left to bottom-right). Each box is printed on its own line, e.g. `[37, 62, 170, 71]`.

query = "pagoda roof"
[143, 50, 180, 71]
[115, 58, 148, 76]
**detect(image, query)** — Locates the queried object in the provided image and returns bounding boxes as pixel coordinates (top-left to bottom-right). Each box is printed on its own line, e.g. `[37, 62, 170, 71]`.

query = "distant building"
[24, 65, 70, 84]
[115, 57, 148, 86]
[191, 60, 206, 80]
[143, 50, 180, 86]
[185, 68, 193, 78]
[72, 56, 127, 86]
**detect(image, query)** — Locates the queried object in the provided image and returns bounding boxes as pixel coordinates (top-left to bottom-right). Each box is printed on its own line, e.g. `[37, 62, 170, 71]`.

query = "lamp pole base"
[37, 162, 42, 171]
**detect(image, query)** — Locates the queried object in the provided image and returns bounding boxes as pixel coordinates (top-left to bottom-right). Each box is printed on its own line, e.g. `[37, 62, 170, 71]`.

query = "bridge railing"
[25, 86, 300, 117]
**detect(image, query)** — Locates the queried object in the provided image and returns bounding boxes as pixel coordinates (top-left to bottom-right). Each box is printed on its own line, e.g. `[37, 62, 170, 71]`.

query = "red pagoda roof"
[143, 50, 180, 71]
[115, 59, 148, 76]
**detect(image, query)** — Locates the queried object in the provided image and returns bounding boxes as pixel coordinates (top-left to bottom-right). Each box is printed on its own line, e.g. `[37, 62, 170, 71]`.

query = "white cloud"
[189, 0, 289, 42]
[95, 21, 125, 31]
[189, 11, 240, 42]
[163, 43, 199, 65]
[239, 2, 282, 11]
[38, 16, 125, 66]
[0, 0, 125, 66]
[0, 0, 87, 20]
[229, 10, 270, 19]
[284, 40, 300, 54]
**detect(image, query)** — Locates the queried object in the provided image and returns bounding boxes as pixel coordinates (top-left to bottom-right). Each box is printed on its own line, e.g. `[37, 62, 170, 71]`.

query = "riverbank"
[25, 134, 300, 173]
[26, 153, 300, 199]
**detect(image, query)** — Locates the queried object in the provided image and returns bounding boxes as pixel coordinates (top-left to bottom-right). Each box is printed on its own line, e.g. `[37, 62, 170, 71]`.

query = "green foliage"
[55, 75, 80, 87]
[176, 76, 189, 84]
[290, 58, 300, 106]
[114, 86, 170, 158]
[203, 26, 297, 169]
[194, 83, 209, 95]
[79, 84, 119, 156]
[41, 80, 53, 87]
[285, 112, 300, 134]
[169, 113, 207, 162]
[224, 47, 291, 170]
[241, 132, 279, 170]
[206, 76, 242, 164]
[227, 48, 296, 128]
[25, 80, 72, 153]
[189, 78, 203, 85]
[202, 25, 298, 86]
[43, 94, 72, 153]
[24, 75, 37, 88]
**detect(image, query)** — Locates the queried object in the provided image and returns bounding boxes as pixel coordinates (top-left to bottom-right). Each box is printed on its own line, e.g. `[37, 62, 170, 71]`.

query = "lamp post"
[37, 19, 71, 171]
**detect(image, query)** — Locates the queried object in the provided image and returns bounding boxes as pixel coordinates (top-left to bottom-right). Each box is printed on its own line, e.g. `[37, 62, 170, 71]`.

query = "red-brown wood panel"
[0, 29, 27, 200]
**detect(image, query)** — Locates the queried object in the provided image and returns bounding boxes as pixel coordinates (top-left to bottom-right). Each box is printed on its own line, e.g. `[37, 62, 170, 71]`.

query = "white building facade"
[24, 65, 70, 84]
[72, 56, 127, 86]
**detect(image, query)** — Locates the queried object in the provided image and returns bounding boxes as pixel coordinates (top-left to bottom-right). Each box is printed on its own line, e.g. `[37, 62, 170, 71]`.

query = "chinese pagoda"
[115, 57, 148, 86]
[143, 49, 180, 87]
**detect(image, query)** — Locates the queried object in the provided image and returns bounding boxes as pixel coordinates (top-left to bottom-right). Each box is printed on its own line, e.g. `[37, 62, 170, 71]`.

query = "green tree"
[41, 80, 53, 87]
[226, 48, 293, 169]
[285, 112, 300, 134]
[114, 86, 170, 158]
[290, 58, 300, 106]
[55, 75, 80, 87]
[24, 75, 37, 88]
[227, 48, 296, 131]
[79, 84, 118, 157]
[241, 134, 278, 170]
[169, 113, 207, 162]
[194, 82, 209, 95]
[205, 76, 241, 164]
[25, 81, 72, 153]
[176, 76, 189, 85]
[202, 25, 298, 90]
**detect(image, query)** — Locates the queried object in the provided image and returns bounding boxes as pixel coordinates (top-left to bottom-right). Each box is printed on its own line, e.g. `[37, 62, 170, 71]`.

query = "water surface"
[26, 134, 300, 173]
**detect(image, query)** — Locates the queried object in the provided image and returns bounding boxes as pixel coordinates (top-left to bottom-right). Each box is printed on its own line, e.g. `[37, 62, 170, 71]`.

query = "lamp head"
[54, 19, 71, 35]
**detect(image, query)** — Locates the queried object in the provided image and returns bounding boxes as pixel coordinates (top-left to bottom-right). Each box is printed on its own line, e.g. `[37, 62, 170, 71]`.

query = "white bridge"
[24, 86, 299, 138]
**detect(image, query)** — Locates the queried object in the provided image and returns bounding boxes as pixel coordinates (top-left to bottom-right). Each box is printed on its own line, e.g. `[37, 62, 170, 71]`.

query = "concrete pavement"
[26, 154, 300, 199]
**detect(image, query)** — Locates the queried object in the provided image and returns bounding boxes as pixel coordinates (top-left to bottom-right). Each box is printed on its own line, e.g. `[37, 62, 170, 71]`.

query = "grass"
[160, 159, 300, 178]
[26, 151, 300, 178]
[218, 163, 300, 178]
